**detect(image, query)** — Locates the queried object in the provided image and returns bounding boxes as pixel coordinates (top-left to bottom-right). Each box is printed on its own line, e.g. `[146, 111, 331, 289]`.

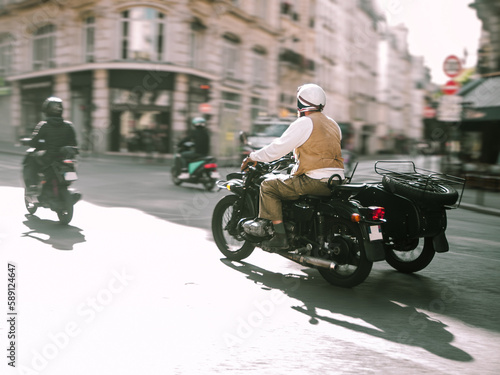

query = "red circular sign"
[443, 55, 462, 78]
[442, 80, 459, 95]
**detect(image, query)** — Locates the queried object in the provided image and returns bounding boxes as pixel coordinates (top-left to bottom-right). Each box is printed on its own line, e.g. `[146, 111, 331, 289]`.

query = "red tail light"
[204, 163, 217, 169]
[369, 206, 385, 220]
[63, 160, 74, 164]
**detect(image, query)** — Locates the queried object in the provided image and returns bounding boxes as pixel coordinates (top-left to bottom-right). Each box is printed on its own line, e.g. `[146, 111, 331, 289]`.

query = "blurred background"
[0, 0, 498, 183]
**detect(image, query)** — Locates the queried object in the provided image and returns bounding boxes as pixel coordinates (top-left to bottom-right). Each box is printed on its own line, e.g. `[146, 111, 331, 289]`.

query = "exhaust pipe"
[279, 251, 337, 271]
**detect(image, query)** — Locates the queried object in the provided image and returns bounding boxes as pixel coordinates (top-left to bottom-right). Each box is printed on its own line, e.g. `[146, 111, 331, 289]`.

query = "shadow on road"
[221, 258, 473, 363]
[22, 214, 86, 250]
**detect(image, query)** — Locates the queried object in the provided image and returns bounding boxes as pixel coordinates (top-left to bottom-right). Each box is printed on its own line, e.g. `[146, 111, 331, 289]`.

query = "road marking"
[450, 235, 500, 248]
[0, 162, 20, 170]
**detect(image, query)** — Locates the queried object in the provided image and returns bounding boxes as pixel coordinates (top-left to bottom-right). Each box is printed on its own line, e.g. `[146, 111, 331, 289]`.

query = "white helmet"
[192, 117, 206, 127]
[297, 83, 326, 113]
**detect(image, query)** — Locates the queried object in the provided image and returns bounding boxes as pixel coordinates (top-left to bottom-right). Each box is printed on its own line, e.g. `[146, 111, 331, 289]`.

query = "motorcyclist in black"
[23, 97, 77, 193]
[177, 117, 210, 178]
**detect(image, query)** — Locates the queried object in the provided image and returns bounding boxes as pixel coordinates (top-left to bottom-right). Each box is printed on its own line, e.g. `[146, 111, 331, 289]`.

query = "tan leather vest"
[294, 112, 344, 176]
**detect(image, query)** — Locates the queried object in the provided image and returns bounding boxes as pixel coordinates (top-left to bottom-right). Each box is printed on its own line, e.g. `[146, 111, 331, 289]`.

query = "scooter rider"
[177, 117, 210, 179]
[241, 83, 345, 251]
[23, 97, 77, 193]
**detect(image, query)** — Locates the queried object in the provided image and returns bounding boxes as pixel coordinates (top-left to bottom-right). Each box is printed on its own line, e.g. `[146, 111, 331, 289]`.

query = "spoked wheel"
[382, 175, 458, 206]
[57, 189, 74, 225]
[24, 194, 37, 215]
[201, 171, 215, 191]
[314, 219, 373, 288]
[385, 237, 435, 273]
[212, 195, 255, 261]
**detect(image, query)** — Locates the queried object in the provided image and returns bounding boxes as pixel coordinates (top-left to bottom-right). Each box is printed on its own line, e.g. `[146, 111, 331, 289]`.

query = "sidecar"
[353, 161, 465, 273]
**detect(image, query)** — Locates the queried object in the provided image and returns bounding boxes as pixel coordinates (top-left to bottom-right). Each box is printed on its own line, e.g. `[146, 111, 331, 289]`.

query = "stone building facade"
[0, 0, 426, 156]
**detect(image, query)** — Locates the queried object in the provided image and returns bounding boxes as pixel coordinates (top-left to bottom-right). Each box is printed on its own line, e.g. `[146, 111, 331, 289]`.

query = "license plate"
[368, 225, 383, 241]
[64, 172, 78, 181]
[211, 171, 221, 179]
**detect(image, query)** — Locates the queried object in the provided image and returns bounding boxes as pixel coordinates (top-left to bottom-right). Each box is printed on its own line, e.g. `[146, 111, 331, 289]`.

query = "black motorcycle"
[171, 141, 219, 191]
[211, 156, 387, 288]
[22, 139, 81, 225]
[352, 160, 465, 274]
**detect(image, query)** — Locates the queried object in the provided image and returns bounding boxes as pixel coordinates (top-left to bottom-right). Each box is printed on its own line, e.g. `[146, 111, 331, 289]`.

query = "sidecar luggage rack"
[374, 161, 466, 208]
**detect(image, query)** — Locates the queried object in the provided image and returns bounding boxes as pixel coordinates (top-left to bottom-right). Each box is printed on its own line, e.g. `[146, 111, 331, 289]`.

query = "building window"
[254, 0, 267, 21]
[222, 33, 241, 79]
[251, 97, 268, 121]
[120, 7, 166, 61]
[252, 46, 267, 86]
[190, 18, 206, 69]
[32, 24, 56, 71]
[0, 33, 13, 76]
[83, 16, 95, 63]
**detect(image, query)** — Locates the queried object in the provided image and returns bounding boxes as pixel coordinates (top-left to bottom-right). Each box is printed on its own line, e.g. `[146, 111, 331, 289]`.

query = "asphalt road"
[0, 153, 499, 375]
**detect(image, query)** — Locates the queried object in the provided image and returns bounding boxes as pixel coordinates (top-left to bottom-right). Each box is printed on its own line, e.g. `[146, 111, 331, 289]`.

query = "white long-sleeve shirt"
[249, 115, 345, 179]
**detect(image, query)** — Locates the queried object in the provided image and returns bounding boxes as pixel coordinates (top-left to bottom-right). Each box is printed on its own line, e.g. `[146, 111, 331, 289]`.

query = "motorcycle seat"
[332, 183, 367, 192]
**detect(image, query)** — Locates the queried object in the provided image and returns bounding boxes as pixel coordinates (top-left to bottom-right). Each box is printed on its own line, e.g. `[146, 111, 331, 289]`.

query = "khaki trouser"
[259, 174, 332, 222]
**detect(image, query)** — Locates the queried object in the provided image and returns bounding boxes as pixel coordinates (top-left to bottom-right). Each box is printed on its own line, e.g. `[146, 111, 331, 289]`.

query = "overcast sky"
[377, 0, 482, 85]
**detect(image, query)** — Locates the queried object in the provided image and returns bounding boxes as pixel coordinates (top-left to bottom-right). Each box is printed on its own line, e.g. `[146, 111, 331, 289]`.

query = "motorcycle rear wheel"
[24, 196, 37, 214]
[385, 237, 435, 273]
[315, 219, 373, 288]
[57, 189, 74, 225]
[212, 195, 255, 261]
[201, 171, 215, 191]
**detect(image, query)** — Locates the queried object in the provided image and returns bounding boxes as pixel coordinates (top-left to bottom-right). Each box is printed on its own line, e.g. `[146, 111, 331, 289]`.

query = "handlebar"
[244, 155, 294, 175]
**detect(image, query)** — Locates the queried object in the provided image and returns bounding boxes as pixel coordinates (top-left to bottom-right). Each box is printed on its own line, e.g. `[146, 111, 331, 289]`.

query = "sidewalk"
[2, 140, 499, 216]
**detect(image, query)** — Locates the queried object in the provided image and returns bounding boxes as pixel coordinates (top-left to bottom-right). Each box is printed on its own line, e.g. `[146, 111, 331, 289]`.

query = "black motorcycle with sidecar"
[211, 158, 465, 287]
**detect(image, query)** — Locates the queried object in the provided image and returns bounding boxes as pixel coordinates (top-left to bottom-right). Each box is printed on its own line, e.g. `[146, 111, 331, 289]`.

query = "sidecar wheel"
[382, 175, 458, 206]
[385, 237, 435, 273]
[315, 219, 373, 288]
[212, 195, 255, 261]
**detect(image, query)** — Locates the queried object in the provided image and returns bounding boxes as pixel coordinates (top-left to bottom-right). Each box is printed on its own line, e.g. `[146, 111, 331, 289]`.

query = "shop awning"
[460, 76, 500, 122]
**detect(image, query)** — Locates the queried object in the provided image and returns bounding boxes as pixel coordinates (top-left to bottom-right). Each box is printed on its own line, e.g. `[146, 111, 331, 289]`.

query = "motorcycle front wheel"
[171, 165, 182, 186]
[212, 195, 255, 261]
[57, 188, 74, 225]
[385, 237, 435, 273]
[315, 219, 373, 288]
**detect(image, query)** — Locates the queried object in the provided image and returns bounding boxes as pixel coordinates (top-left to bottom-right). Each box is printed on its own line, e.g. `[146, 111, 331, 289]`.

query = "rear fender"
[433, 231, 449, 253]
[318, 200, 386, 262]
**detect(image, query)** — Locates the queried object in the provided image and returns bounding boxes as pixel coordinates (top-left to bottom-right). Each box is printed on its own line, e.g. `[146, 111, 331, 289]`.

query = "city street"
[1, 152, 499, 375]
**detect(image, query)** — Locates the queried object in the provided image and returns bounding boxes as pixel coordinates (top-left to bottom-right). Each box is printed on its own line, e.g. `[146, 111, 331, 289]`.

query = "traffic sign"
[442, 80, 460, 95]
[443, 55, 462, 78]
[423, 106, 436, 119]
[437, 95, 462, 122]
[198, 103, 212, 114]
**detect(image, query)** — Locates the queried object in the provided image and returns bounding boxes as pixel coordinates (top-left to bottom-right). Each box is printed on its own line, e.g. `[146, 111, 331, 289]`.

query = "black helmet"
[42, 96, 63, 117]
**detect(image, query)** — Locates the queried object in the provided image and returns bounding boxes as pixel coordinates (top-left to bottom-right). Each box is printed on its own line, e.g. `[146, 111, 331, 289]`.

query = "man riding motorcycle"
[177, 117, 210, 179]
[241, 83, 345, 251]
[23, 97, 78, 194]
